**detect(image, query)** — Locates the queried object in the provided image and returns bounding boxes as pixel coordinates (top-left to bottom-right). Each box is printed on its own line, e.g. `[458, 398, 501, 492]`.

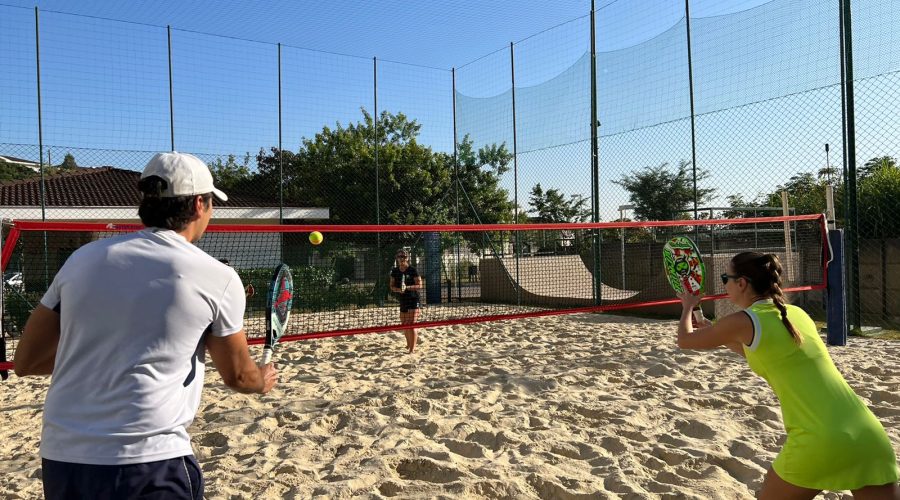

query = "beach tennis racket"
[663, 236, 707, 324]
[261, 263, 293, 365]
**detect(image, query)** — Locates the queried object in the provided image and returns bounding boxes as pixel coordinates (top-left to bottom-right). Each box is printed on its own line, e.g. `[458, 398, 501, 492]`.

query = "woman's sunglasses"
[720, 273, 747, 285]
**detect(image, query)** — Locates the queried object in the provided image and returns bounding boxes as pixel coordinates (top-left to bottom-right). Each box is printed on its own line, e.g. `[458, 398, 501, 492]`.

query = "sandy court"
[1, 311, 898, 499]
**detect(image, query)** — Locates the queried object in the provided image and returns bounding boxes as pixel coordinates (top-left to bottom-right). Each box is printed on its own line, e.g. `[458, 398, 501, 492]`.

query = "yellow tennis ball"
[309, 231, 323, 245]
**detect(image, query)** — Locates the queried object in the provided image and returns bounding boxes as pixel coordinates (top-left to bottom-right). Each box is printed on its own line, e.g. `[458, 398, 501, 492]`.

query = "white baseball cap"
[141, 151, 228, 201]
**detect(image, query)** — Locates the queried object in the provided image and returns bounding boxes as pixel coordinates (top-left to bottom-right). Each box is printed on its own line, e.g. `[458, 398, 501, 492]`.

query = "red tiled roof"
[0, 167, 281, 208]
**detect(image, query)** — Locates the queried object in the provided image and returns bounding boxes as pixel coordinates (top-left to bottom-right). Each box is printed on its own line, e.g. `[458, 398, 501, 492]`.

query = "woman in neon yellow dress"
[676, 251, 899, 499]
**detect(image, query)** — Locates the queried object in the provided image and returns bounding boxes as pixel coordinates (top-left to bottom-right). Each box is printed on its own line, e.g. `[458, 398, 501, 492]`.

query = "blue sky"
[1, 0, 897, 220]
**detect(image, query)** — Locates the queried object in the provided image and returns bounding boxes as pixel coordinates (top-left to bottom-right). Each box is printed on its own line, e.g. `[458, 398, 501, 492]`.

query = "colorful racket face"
[261, 263, 293, 364]
[662, 236, 706, 295]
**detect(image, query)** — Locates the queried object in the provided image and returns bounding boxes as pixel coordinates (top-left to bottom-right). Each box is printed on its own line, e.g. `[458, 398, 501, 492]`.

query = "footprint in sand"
[650, 446, 691, 467]
[676, 419, 717, 440]
[751, 405, 780, 422]
[709, 454, 762, 484]
[395, 458, 466, 483]
[466, 430, 511, 452]
[869, 390, 900, 404]
[526, 474, 602, 499]
[645, 363, 676, 377]
[673, 379, 704, 391]
[440, 438, 489, 459]
[199, 431, 228, 447]
[599, 436, 629, 454]
[728, 440, 756, 459]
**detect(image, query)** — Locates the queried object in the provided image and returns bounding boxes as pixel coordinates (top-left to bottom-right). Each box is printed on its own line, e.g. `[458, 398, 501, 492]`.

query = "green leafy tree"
[527, 183, 590, 223]
[57, 153, 78, 172]
[613, 160, 715, 221]
[760, 172, 828, 216]
[255, 109, 513, 226]
[0, 161, 38, 183]
[523, 183, 589, 254]
[859, 156, 897, 180]
[209, 153, 253, 190]
[858, 161, 900, 238]
[721, 194, 767, 219]
[253, 110, 516, 296]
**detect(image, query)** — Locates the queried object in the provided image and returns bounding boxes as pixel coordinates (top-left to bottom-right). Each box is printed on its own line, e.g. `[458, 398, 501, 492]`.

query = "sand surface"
[2, 312, 898, 499]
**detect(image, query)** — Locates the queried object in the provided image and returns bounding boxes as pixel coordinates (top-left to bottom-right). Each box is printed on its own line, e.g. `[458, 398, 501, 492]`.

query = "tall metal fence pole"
[167, 25, 175, 151]
[374, 57, 383, 306]
[35, 7, 49, 287]
[35, 7, 46, 222]
[374, 57, 380, 226]
[278, 42, 284, 226]
[452, 68, 461, 302]
[685, 0, 699, 223]
[590, 0, 602, 305]
[839, 0, 860, 329]
[510, 42, 521, 306]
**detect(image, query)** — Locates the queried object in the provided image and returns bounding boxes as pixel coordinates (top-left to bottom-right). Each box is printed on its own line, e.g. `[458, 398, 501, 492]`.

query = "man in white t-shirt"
[15, 151, 278, 499]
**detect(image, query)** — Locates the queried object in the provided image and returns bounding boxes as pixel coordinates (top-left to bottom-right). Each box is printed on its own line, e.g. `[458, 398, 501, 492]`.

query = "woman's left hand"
[676, 291, 701, 310]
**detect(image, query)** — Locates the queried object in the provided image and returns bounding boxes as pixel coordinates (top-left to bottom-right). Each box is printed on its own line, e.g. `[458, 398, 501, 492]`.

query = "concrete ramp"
[480, 255, 641, 307]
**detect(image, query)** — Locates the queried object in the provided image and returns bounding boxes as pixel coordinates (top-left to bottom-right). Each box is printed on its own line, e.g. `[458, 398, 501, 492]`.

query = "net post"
[826, 229, 848, 346]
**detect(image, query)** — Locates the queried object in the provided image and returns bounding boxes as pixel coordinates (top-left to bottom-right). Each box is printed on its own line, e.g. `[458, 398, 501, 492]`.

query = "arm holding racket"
[207, 331, 277, 394]
[13, 304, 61, 376]
[674, 292, 752, 353]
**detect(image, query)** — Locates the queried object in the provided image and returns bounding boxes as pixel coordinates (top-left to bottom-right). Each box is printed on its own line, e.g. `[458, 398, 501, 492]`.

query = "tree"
[760, 172, 828, 216]
[527, 183, 590, 223]
[255, 109, 513, 226]
[0, 161, 38, 183]
[209, 153, 253, 190]
[58, 153, 78, 172]
[858, 160, 900, 238]
[721, 194, 765, 219]
[613, 160, 715, 221]
[859, 155, 897, 180]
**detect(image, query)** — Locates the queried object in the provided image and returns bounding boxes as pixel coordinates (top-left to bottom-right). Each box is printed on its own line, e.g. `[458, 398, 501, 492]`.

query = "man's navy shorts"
[42, 455, 203, 500]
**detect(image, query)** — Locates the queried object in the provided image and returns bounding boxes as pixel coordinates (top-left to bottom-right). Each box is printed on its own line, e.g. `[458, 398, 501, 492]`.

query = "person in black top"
[390, 249, 422, 353]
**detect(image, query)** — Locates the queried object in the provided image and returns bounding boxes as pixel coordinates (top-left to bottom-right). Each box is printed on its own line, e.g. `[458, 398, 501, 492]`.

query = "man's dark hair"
[138, 176, 212, 232]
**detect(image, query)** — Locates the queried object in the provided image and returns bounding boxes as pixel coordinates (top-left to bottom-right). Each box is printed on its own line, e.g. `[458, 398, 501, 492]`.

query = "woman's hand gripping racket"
[261, 263, 293, 365]
[662, 236, 708, 327]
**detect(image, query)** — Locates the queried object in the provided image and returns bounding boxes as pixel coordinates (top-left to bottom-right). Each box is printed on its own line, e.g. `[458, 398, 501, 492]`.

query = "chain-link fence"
[1, 0, 898, 328]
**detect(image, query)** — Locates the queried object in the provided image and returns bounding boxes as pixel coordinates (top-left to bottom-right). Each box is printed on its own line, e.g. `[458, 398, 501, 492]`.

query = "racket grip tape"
[261, 347, 273, 365]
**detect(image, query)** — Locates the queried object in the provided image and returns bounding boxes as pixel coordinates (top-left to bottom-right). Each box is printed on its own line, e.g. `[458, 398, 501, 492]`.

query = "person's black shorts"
[43, 455, 203, 500]
[399, 297, 419, 313]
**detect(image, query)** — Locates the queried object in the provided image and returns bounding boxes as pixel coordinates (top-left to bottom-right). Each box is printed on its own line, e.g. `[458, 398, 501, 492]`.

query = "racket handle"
[261, 347, 273, 365]
[691, 307, 706, 327]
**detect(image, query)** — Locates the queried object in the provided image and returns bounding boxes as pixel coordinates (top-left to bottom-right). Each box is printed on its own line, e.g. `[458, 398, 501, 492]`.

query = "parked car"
[3, 271, 23, 292]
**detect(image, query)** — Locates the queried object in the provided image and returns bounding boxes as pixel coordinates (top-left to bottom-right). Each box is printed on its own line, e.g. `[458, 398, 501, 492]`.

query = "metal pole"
[510, 42, 521, 306]
[374, 57, 383, 306]
[35, 8, 45, 222]
[590, 0, 602, 305]
[35, 7, 49, 288]
[452, 68, 461, 301]
[685, 0, 699, 222]
[167, 25, 175, 151]
[374, 57, 380, 226]
[839, 0, 860, 329]
[277, 44, 285, 226]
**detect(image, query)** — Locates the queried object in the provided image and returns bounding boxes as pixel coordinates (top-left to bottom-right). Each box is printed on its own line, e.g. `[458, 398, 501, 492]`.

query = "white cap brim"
[212, 187, 228, 202]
